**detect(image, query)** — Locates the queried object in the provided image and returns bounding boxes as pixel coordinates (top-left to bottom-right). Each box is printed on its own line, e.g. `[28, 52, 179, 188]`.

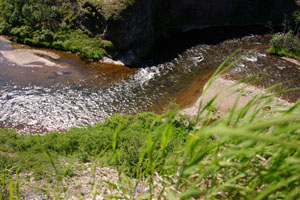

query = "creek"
[1, 26, 300, 133]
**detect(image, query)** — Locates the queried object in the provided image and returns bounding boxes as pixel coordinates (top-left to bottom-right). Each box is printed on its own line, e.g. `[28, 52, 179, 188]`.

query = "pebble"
[56, 71, 64, 76]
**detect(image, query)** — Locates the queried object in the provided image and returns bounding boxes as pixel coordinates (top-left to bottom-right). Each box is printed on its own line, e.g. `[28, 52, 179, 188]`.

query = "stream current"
[1, 28, 300, 133]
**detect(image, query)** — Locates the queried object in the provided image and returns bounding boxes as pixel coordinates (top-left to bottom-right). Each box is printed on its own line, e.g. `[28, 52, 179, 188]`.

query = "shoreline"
[182, 75, 293, 118]
[0, 36, 64, 68]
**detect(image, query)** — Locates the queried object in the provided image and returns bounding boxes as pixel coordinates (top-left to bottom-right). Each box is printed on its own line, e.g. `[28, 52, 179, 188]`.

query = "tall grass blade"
[43, 151, 58, 175]
[8, 182, 14, 200]
[255, 174, 300, 200]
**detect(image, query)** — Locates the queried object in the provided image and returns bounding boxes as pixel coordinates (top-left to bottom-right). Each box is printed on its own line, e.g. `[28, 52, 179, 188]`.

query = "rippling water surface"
[1, 30, 300, 133]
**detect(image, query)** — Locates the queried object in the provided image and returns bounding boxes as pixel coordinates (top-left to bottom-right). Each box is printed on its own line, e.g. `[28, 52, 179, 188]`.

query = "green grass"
[269, 46, 300, 60]
[1, 54, 300, 199]
[0, 112, 192, 177]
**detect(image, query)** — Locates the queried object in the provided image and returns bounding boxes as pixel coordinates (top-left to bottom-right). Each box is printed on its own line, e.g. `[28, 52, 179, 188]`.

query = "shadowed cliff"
[0, 0, 297, 63]
[96, 0, 296, 61]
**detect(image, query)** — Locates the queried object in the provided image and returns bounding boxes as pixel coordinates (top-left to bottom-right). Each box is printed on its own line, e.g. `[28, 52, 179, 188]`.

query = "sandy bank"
[182, 76, 293, 118]
[0, 36, 64, 68]
[0, 49, 65, 68]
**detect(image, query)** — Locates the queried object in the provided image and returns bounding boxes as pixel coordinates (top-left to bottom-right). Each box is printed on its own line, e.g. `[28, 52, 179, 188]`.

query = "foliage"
[293, 10, 300, 24]
[0, 0, 113, 60]
[83, 0, 135, 19]
[269, 31, 300, 60]
[269, 10, 300, 60]
[270, 31, 300, 51]
[0, 112, 191, 177]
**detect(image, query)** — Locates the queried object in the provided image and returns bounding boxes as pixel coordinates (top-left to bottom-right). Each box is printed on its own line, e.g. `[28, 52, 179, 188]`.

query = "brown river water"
[1, 26, 300, 133]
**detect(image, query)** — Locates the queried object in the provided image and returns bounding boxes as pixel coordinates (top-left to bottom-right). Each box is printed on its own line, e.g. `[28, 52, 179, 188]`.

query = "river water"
[1, 28, 300, 133]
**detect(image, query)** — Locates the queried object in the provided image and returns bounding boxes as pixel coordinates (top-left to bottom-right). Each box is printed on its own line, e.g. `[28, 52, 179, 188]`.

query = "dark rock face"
[104, 0, 154, 52]
[151, 0, 293, 30]
[79, 0, 297, 59]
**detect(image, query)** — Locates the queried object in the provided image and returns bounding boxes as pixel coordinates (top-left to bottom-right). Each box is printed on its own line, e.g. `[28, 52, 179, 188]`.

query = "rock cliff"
[81, 0, 296, 61]
[1, 0, 296, 62]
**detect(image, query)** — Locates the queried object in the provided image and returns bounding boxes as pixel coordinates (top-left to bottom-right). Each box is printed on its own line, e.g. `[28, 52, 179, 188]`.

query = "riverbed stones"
[56, 71, 64, 76]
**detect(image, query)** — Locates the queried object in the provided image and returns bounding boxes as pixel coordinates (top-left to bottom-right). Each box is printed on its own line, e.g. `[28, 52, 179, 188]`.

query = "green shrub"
[270, 31, 300, 60]
[10, 25, 33, 42]
[33, 29, 54, 43]
[0, 23, 11, 34]
[270, 31, 300, 51]
[269, 10, 300, 60]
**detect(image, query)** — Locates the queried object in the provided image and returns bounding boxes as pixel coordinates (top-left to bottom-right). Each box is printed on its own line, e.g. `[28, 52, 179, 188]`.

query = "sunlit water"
[1, 33, 300, 133]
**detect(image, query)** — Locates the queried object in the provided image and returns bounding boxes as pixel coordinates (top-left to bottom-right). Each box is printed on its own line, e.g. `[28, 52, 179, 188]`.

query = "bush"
[0, 22, 11, 34]
[270, 31, 300, 51]
[32, 29, 54, 43]
[270, 31, 300, 59]
[269, 10, 300, 60]
[10, 25, 33, 42]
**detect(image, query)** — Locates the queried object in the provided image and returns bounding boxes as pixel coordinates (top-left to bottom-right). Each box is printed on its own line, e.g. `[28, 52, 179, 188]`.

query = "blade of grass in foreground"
[255, 174, 300, 200]
[196, 50, 242, 121]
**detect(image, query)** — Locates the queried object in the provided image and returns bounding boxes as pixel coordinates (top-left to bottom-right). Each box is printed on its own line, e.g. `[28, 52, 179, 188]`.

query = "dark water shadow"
[137, 25, 275, 67]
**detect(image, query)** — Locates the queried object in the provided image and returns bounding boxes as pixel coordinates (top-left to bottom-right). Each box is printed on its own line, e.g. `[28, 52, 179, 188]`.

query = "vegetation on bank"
[0, 0, 115, 60]
[0, 112, 192, 178]
[269, 11, 300, 60]
[87, 0, 135, 19]
[1, 54, 300, 199]
[269, 30, 300, 60]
